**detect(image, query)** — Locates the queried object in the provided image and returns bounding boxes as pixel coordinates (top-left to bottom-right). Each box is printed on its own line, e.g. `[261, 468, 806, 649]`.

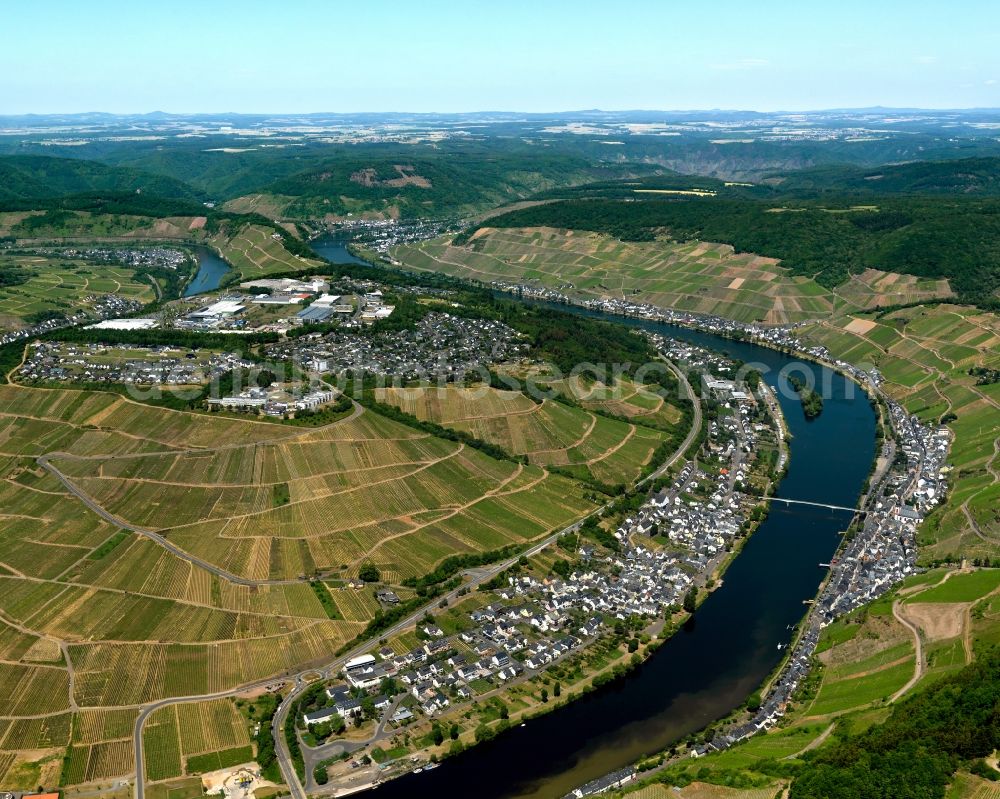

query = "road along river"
[372, 302, 876, 799]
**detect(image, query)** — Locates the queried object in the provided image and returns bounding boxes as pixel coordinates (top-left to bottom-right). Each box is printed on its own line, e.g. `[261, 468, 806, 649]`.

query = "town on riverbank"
[465, 283, 953, 797]
[270, 340, 791, 795]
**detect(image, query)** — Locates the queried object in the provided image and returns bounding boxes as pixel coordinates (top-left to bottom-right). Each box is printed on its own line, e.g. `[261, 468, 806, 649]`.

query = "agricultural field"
[64, 708, 139, 785]
[0, 255, 156, 331]
[495, 366, 686, 430]
[48, 400, 596, 583]
[394, 227, 843, 325]
[800, 569, 996, 721]
[140, 699, 253, 783]
[797, 303, 1000, 562]
[833, 267, 953, 309]
[0, 375, 604, 786]
[946, 771, 1000, 799]
[375, 383, 672, 486]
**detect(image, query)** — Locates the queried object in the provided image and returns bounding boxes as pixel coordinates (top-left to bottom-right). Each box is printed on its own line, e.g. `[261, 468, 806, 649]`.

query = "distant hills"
[4, 144, 1000, 312]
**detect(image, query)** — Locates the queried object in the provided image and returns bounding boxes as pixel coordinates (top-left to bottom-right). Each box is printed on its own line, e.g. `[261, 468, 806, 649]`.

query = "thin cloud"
[914, 55, 938, 64]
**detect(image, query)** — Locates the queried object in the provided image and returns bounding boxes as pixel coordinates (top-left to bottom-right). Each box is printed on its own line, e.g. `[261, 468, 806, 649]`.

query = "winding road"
[890, 599, 925, 702]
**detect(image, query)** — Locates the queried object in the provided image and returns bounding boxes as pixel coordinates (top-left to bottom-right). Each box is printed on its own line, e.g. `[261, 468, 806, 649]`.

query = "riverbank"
[313, 362, 786, 796]
[183, 244, 231, 296]
[271, 240, 876, 799]
[560, 354, 943, 799]
[328, 325, 872, 799]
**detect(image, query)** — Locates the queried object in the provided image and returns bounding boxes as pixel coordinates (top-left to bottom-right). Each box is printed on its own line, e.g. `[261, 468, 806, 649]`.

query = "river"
[371, 301, 877, 799]
[183, 246, 231, 297]
[182, 232, 364, 298]
[309, 232, 373, 266]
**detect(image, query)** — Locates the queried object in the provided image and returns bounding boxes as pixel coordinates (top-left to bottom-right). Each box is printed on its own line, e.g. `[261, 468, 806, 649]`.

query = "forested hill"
[0, 155, 203, 202]
[17, 139, 651, 219]
[766, 156, 1000, 196]
[262, 148, 627, 219]
[479, 196, 1000, 309]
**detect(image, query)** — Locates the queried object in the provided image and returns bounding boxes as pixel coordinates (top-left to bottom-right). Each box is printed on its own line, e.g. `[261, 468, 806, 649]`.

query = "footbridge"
[771, 497, 868, 514]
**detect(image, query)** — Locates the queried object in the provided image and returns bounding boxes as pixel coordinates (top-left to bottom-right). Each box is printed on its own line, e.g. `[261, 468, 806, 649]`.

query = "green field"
[143, 707, 183, 781]
[906, 569, 1000, 603]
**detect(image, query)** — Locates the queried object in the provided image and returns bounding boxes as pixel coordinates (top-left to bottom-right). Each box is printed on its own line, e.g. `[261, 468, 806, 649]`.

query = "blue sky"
[3, 0, 999, 113]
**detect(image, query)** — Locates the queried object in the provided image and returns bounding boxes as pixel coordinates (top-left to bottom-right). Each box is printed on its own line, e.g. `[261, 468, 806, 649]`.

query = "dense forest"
[767, 156, 1000, 197]
[0, 140, 644, 218]
[0, 155, 203, 202]
[268, 143, 632, 219]
[482, 195, 1000, 308]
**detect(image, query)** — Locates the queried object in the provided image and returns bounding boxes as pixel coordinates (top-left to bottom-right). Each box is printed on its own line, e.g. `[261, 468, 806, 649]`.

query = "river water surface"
[371, 302, 876, 799]
[183, 246, 231, 296]
[183, 233, 363, 298]
[310, 232, 373, 266]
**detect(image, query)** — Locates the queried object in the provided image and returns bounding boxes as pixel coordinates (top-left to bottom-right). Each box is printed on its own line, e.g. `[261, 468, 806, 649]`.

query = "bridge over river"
[770, 497, 869, 514]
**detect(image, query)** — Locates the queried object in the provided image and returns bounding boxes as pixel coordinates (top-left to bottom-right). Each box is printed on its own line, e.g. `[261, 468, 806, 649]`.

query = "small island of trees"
[788, 374, 824, 419]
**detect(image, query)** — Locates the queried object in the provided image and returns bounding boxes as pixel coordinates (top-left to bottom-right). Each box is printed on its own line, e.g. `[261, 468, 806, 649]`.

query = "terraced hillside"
[0, 379, 601, 788]
[375, 383, 676, 487]
[797, 304, 1000, 563]
[0, 254, 158, 330]
[393, 228, 952, 324]
[395, 227, 991, 565]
